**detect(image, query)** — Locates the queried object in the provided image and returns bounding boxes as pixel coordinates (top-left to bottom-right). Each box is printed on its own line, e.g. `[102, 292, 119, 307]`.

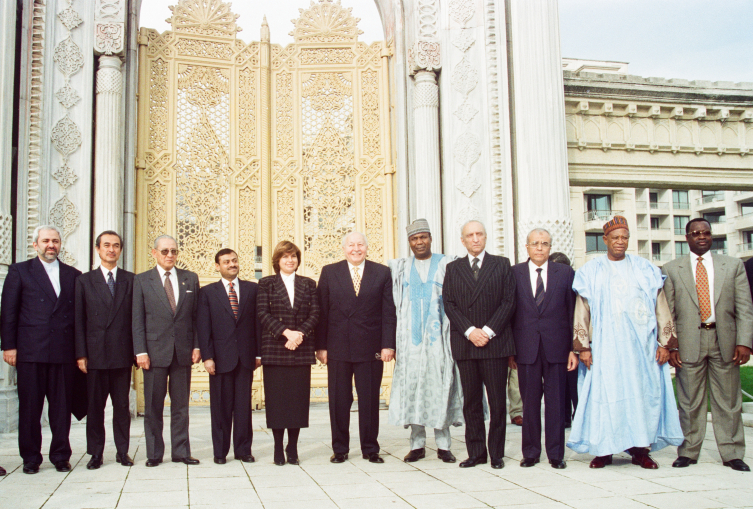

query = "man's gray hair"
[153, 234, 177, 249]
[460, 220, 486, 236]
[342, 231, 368, 247]
[33, 225, 61, 244]
[526, 228, 552, 244]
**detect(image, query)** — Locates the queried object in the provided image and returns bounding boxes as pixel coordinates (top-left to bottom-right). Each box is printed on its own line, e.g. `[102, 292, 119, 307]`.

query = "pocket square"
[186, 290, 193, 293]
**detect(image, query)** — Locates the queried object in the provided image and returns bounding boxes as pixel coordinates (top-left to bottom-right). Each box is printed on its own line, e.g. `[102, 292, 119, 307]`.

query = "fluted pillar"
[93, 55, 124, 245]
[413, 70, 443, 251]
[508, 0, 573, 261]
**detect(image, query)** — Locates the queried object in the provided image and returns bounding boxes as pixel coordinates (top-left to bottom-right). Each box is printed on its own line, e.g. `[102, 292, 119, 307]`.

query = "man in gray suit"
[133, 235, 201, 467]
[663, 218, 753, 472]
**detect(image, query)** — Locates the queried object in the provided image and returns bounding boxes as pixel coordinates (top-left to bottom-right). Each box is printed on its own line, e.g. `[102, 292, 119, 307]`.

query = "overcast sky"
[140, 0, 752, 84]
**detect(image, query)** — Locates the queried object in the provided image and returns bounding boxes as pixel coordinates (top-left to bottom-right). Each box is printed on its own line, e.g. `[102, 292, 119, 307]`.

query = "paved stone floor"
[0, 403, 751, 508]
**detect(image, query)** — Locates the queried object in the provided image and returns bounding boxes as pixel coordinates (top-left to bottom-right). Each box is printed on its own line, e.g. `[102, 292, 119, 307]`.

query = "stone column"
[0, 0, 17, 433]
[93, 56, 124, 242]
[508, 0, 573, 261]
[412, 70, 443, 251]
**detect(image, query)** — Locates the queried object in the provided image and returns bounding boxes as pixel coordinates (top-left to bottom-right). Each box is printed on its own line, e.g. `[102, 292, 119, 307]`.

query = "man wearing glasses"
[662, 218, 753, 472]
[133, 235, 201, 467]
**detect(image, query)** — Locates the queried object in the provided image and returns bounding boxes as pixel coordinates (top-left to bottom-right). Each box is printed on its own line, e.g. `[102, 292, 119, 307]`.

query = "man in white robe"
[388, 219, 464, 463]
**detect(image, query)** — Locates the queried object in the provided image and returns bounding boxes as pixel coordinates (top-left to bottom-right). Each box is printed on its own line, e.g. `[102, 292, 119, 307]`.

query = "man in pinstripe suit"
[444, 220, 516, 469]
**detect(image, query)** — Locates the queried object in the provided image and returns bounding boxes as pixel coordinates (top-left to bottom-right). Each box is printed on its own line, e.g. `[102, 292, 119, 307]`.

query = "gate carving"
[135, 0, 395, 410]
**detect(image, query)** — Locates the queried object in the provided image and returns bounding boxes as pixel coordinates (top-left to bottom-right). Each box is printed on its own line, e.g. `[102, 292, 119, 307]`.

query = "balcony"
[710, 248, 728, 256]
[733, 213, 753, 231]
[674, 228, 686, 236]
[649, 228, 673, 241]
[672, 201, 691, 211]
[651, 253, 672, 266]
[738, 242, 753, 258]
[649, 201, 671, 215]
[638, 250, 651, 261]
[705, 220, 728, 235]
[635, 201, 648, 213]
[733, 191, 753, 202]
[636, 225, 649, 240]
[583, 210, 622, 232]
[695, 193, 726, 212]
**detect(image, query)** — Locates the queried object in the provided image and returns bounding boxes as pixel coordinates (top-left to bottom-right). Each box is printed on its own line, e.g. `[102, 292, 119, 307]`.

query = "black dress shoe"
[116, 453, 134, 466]
[274, 451, 286, 466]
[55, 461, 71, 472]
[549, 459, 567, 469]
[87, 456, 103, 470]
[172, 456, 200, 465]
[437, 450, 456, 463]
[363, 452, 384, 463]
[459, 456, 487, 468]
[0, 465, 5, 476]
[723, 459, 751, 472]
[491, 458, 504, 469]
[404, 448, 425, 462]
[520, 457, 539, 467]
[214, 457, 226, 465]
[145, 459, 162, 467]
[330, 453, 348, 463]
[287, 455, 300, 465]
[672, 456, 697, 468]
[235, 454, 255, 463]
[23, 463, 40, 474]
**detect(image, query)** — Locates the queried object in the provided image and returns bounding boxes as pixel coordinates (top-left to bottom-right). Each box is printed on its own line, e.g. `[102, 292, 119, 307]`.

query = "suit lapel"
[456, 256, 478, 294]
[149, 267, 174, 314]
[91, 269, 116, 325]
[539, 262, 557, 313]
[335, 261, 357, 299]
[469, 255, 497, 305]
[174, 269, 189, 315]
[274, 274, 294, 310]
[356, 261, 377, 306]
[518, 263, 536, 306]
[292, 275, 305, 312]
[678, 256, 700, 309]
[107, 272, 129, 327]
[54, 263, 76, 313]
[30, 257, 58, 302]
[712, 253, 726, 306]
[213, 280, 236, 320]
[236, 279, 251, 318]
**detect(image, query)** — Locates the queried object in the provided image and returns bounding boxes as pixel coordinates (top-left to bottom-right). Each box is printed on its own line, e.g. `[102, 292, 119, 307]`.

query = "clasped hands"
[283, 329, 304, 351]
[468, 328, 490, 347]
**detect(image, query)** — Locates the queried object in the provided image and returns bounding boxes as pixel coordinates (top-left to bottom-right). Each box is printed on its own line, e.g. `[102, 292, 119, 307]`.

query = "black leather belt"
[700, 322, 716, 330]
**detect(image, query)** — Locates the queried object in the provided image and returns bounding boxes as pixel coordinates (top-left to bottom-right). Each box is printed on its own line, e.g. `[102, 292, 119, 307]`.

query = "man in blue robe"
[388, 219, 463, 463]
[568, 216, 683, 469]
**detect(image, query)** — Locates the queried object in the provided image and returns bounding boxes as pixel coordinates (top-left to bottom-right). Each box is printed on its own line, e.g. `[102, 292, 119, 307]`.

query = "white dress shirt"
[468, 250, 486, 269]
[528, 260, 548, 295]
[221, 276, 240, 302]
[690, 251, 715, 324]
[41, 257, 60, 297]
[464, 250, 495, 340]
[100, 264, 118, 282]
[156, 264, 179, 306]
[348, 260, 366, 279]
[280, 272, 295, 307]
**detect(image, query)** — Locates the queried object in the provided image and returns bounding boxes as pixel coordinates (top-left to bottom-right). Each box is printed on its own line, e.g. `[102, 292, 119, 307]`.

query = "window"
[672, 190, 689, 209]
[742, 202, 753, 216]
[675, 242, 689, 256]
[745, 231, 753, 244]
[652, 243, 661, 256]
[586, 233, 607, 253]
[649, 192, 658, 205]
[711, 238, 727, 252]
[674, 216, 689, 235]
[701, 190, 724, 203]
[651, 217, 661, 230]
[703, 211, 725, 224]
[586, 194, 611, 211]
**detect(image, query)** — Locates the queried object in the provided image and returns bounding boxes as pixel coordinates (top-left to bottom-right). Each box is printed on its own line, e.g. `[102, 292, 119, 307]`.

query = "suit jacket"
[197, 279, 260, 374]
[511, 261, 575, 365]
[74, 268, 135, 370]
[315, 259, 397, 362]
[257, 274, 320, 366]
[132, 267, 199, 368]
[663, 253, 753, 363]
[443, 253, 516, 361]
[0, 257, 81, 363]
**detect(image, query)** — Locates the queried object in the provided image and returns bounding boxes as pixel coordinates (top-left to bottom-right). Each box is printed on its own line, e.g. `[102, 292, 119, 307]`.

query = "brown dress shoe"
[630, 448, 658, 469]
[437, 450, 456, 463]
[511, 416, 523, 426]
[589, 455, 612, 468]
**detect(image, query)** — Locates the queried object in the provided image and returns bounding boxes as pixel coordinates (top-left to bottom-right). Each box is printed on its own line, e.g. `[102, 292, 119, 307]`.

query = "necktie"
[164, 271, 177, 315]
[696, 258, 711, 322]
[535, 268, 545, 311]
[228, 281, 239, 320]
[352, 267, 361, 296]
[107, 271, 115, 297]
[471, 258, 479, 280]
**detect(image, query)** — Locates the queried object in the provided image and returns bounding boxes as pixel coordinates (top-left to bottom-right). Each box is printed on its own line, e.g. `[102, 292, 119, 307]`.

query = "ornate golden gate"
[135, 0, 395, 410]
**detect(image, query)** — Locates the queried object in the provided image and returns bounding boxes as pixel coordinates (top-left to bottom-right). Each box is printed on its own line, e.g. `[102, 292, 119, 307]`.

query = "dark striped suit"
[443, 252, 516, 460]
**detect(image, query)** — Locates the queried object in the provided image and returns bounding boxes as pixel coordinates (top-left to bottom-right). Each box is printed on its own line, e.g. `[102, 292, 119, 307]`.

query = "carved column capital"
[409, 40, 441, 75]
[94, 0, 125, 56]
[96, 55, 123, 95]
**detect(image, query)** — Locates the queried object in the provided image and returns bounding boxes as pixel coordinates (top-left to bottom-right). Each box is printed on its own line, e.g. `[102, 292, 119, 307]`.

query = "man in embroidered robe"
[388, 219, 464, 464]
[568, 216, 683, 469]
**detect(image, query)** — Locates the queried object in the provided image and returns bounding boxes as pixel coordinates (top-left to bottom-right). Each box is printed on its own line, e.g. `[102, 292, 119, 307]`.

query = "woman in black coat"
[257, 241, 320, 465]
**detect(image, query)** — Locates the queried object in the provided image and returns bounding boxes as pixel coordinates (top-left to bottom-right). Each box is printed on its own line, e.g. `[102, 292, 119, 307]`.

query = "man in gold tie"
[663, 218, 753, 471]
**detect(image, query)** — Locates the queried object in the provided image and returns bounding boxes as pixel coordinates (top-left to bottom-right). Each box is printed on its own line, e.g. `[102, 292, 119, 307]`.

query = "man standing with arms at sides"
[1, 225, 81, 474]
[316, 232, 397, 464]
[663, 218, 753, 471]
[568, 216, 683, 468]
[197, 248, 260, 465]
[75, 231, 134, 469]
[133, 235, 201, 467]
[387, 219, 463, 464]
[509, 229, 578, 469]
[443, 220, 516, 469]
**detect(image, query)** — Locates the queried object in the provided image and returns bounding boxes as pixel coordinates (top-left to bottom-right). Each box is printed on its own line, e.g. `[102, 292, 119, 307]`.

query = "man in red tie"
[663, 218, 753, 471]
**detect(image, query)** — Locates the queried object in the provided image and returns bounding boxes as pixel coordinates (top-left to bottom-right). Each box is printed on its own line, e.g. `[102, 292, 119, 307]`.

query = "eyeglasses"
[688, 230, 712, 238]
[159, 249, 179, 256]
[527, 242, 551, 248]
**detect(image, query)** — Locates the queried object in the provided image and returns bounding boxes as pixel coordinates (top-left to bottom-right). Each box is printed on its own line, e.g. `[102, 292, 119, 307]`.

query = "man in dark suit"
[1, 225, 81, 474]
[198, 248, 260, 465]
[75, 231, 135, 469]
[443, 220, 516, 469]
[315, 232, 397, 464]
[510, 229, 577, 470]
[133, 234, 201, 467]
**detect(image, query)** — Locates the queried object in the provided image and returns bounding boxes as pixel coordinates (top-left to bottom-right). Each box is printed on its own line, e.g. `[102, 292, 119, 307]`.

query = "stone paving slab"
[0, 403, 752, 508]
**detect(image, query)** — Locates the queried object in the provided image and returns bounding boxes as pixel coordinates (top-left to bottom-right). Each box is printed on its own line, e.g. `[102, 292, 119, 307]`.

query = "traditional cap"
[406, 218, 431, 238]
[603, 215, 629, 235]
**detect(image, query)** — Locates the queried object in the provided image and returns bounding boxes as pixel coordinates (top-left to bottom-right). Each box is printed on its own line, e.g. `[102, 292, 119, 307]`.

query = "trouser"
[86, 367, 132, 457]
[328, 359, 383, 455]
[143, 352, 192, 460]
[209, 363, 253, 459]
[676, 328, 745, 462]
[457, 358, 508, 459]
[16, 362, 74, 465]
[507, 367, 523, 419]
[409, 425, 452, 450]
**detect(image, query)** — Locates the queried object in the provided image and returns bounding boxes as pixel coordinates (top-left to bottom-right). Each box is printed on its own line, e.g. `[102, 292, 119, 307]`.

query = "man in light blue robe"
[568, 216, 683, 469]
[388, 219, 463, 463]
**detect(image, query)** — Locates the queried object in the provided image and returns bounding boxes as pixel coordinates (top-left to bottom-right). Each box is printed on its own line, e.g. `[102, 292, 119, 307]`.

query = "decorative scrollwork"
[53, 37, 84, 77]
[238, 186, 257, 280]
[147, 181, 167, 268]
[277, 189, 296, 244]
[302, 72, 352, 112]
[51, 115, 83, 157]
[167, 0, 241, 38]
[290, 0, 363, 43]
[52, 164, 78, 189]
[175, 38, 234, 60]
[238, 68, 256, 157]
[58, 7, 83, 31]
[361, 70, 380, 158]
[49, 195, 81, 241]
[95, 23, 124, 55]
[364, 186, 383, 261]
[55, 84, 81, 109]
[149, 59, 169, 152]
[275, 72, 294, 160]
[299, 48, 354, 65]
